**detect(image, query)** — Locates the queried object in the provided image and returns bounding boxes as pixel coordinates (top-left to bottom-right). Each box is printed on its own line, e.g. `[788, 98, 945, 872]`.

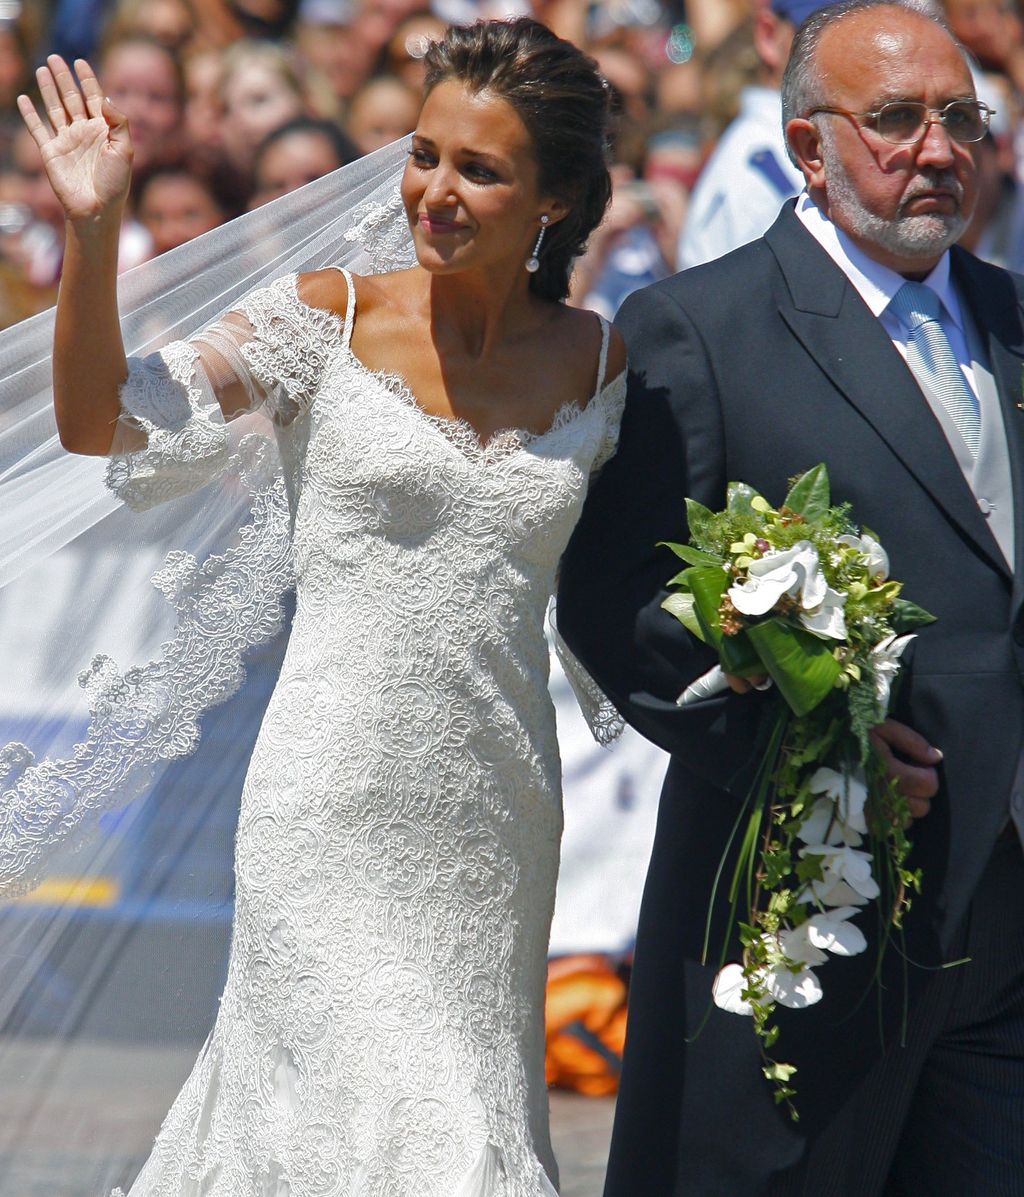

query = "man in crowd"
[560, 1, 1024, 1192]
[677, 0, 835, 269]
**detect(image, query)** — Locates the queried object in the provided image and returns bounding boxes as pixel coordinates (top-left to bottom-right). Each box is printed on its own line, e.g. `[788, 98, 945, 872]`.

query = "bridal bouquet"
[661, 465, 934, 1116]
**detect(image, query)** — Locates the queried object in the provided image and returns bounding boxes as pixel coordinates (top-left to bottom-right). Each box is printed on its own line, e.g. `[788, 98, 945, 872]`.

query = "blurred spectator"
[676, 0, 835, 270]
[354, 0, 428, 59]
[944, 0, 1023, 76]
[249, 115, 358, 206]
[219, 40, 308, 173]
[184, 47, 226, 164]
[0, 17, 31, 115]
[6, 122, 150, 291]
[228, 0, 302, 40]
[135, 164, 229, 256]
[50, 0, 115, 62]
[99, 34, 186, 172]
[346, 73, 419, 156]
[104, 0, 198, 53]
[295, 0, 372, 108]
[571, 166, 673, 319]
[379, 10, 447, 89]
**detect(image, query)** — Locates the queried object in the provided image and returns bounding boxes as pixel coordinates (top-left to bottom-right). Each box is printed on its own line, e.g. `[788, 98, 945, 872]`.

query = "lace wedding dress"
[96, 266, 625, 1197]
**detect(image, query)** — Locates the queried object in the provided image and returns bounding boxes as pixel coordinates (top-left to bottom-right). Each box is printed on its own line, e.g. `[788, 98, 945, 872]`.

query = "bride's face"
[401, 80, 564, 278]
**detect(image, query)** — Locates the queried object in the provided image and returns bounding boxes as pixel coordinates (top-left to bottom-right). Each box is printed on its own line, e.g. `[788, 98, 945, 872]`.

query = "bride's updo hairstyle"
[422, 18, 612, 302]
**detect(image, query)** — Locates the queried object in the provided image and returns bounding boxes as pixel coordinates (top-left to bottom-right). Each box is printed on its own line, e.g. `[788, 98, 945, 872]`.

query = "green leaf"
[685, 565, 731, 646]
[685, 498, 716, 544]
[744, 619, 842, 717]
[763, 1061, 798, 1083]
[890, 598, 937, 632]
[726, 482, 764, 517]
[661, 593, 706, 640]
[718, 629, 764, 677]
[657, 541, 721, 568]
[784, 464, 831, 521]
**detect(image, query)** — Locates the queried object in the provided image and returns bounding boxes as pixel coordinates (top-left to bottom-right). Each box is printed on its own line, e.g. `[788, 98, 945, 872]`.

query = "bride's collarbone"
[349, 304, 602, 436]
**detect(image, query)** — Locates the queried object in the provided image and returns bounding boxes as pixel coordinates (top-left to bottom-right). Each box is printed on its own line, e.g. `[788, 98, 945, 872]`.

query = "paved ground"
[0, 1039, 614, 1196]
[550, 1091, 615, 1196]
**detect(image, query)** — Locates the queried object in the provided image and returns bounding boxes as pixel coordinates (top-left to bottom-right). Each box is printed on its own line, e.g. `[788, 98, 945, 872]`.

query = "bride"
[13, 16, 625, 1197]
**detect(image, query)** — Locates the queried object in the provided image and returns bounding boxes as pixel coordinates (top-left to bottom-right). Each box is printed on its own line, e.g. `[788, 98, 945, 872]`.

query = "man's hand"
[724, 672, 769, 694]
[869, 719, 942, 819]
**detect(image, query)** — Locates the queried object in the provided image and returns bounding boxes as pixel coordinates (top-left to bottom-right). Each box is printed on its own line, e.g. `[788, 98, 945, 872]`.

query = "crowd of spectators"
[1, 0, 1023, 328]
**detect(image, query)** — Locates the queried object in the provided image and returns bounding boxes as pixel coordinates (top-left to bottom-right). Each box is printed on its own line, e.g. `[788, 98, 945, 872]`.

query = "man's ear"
[786, 118, 825, 190]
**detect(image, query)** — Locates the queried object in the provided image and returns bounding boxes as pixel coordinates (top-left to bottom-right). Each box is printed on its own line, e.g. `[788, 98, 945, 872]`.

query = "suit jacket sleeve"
[558, 279, 769, 792]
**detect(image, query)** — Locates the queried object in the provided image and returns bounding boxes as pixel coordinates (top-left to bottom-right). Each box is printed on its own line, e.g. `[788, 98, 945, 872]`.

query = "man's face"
[799, 7, 980, 275]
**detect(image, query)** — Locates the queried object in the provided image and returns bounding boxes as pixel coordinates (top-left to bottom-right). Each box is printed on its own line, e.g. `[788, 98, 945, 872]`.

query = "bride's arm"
[19, 55, 264, 458]
[19, 55, 132, 455]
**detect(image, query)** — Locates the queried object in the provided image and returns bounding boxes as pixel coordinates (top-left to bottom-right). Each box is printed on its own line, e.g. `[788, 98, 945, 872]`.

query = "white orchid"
[799, 843, 880, 905]
[765, 962, 823, 1009]
[798, 586, 848, 640]
[728, 541, 825, 617]
[838, 532, 890, 580]
[779, 924, 827, 967]
[804, 906, 867, 957]
[727, 541, 848, 640]
[712, 961, 755, 1015]
[871, 632, 915, 713]
[799, 767, 868, 845]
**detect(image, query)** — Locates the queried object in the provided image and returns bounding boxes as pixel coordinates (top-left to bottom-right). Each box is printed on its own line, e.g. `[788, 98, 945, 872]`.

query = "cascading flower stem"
[661, 465, 933, 1115]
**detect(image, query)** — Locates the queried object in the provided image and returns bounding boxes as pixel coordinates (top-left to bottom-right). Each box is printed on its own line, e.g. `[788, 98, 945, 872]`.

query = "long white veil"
[0, 138, 414, 1196]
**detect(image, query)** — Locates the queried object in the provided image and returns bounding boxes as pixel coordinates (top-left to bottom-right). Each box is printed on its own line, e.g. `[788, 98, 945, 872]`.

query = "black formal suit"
[557, 205, 1024, 1195]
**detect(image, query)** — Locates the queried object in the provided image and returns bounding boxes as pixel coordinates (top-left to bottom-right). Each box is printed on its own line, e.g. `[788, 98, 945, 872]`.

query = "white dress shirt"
[794, 192, 980, 401]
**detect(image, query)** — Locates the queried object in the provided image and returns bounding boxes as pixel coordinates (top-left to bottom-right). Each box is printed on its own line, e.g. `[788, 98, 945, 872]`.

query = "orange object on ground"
[544, 953, 629, 1096]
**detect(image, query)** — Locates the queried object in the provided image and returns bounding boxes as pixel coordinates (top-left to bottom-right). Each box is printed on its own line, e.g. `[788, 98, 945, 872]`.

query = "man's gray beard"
[819, 128, 970, 261]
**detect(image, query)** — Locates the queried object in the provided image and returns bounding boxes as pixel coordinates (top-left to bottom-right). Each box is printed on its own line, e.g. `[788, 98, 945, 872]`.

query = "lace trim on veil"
[0, 439, 292, 898]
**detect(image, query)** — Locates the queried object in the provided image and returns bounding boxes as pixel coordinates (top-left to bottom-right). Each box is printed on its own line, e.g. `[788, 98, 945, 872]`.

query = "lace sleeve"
[106, 274, 339, 513]
[548, 601, 624, 746]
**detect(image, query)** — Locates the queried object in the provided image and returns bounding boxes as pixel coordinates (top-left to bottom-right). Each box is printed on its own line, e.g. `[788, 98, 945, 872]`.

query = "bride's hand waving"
[17, 55, 132, 225]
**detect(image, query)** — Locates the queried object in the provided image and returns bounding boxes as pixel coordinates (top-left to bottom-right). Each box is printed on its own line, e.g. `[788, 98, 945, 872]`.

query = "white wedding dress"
[95, 267, 625, 1197]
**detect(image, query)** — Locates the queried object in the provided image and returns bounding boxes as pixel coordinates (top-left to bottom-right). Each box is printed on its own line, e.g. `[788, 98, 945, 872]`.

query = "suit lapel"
[950, 248, 1024, 593]
[764, 210, 1011, 581]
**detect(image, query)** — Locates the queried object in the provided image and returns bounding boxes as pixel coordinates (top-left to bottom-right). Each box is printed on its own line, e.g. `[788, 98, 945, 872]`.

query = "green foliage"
[784, 463, 831, 521]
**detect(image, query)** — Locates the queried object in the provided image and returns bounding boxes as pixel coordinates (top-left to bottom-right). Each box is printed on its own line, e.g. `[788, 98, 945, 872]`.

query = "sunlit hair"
[780, 0, 969, 165]
[423, 18, 612, 303]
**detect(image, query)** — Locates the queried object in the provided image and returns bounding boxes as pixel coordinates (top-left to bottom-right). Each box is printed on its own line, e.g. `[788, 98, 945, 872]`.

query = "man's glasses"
[807, 100, 994, 145]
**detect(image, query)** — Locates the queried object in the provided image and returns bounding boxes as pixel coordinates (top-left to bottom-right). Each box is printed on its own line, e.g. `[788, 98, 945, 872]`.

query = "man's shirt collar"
[794, 191, 963, 331]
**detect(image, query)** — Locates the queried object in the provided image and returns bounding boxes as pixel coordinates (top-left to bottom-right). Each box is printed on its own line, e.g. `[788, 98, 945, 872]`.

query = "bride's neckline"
[282, 271, 615, 462]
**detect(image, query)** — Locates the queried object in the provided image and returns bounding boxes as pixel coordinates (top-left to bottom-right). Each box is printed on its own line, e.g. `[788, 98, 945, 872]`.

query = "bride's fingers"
[48, 54, 87, 121]
[74, 58, 105, 120]
[36, 64, 70, 132]
[16, 94, 51, 148]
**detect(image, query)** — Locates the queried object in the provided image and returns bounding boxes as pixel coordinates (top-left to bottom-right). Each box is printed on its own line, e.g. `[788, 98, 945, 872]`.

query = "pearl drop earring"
[526, 215, 550, 274]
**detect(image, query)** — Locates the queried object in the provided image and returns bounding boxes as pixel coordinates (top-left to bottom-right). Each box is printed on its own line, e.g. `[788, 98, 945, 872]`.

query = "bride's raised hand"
[17, 55, 132, 226]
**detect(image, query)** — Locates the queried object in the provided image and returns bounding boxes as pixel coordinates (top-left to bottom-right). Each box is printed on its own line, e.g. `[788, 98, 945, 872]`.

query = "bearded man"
[558, 1, 1024, 1193]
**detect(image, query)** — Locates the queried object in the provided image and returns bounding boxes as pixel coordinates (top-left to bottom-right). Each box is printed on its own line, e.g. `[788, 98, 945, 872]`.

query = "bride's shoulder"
[294, 267, 355, 321]
[547, 303, 626, 386]
[295, 266, 417, 322]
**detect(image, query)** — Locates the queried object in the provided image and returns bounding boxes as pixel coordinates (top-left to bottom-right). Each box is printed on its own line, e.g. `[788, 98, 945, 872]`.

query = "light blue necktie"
[889, 281, 981, 456]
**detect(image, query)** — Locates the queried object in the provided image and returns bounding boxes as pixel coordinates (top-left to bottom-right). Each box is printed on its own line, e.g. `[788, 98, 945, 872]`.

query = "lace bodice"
[84, 271, 626, 1196]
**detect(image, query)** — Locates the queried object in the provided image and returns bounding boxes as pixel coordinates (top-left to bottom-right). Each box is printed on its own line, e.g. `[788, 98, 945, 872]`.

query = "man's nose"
[915, 117, 957, 167]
